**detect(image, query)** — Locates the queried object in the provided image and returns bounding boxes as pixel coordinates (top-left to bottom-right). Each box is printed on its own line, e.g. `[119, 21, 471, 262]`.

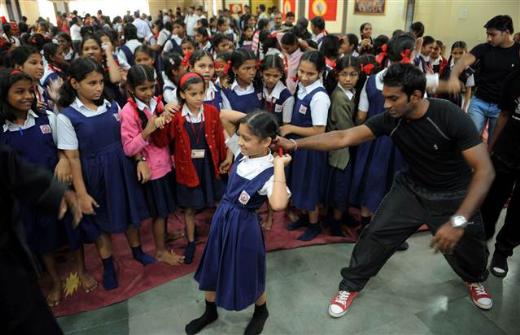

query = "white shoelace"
[470, 283, 487, 296]
[334, 291, 350, 305]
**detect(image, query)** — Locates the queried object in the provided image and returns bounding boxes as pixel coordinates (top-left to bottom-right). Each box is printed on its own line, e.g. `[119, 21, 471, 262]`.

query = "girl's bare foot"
[47, 281, 62, 307]
[79, 271, 98, 293]
[156, 250, 185, 265]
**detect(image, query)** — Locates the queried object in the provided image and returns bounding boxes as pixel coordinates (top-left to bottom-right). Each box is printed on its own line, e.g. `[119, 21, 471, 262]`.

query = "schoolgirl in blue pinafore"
[288, 85, 329, 211]
[204, 80, 223, 111]
[262, 81, 293, 125]
[350, 73, 405, 213]
[195, 153, 274, 310]
[0, 112, 68, 253]
[60, 100, 150, 233]
[221, 81, 263, 113]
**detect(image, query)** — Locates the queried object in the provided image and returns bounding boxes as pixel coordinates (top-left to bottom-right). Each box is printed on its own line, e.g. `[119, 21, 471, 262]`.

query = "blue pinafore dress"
[222, 85, 263, 114]
[61, 102, 149, 234]
[0, 114, 66, 253]
[176, 121, 224, 209]
[194, 156, 273, 311]
[288, 87, 328, 211]
[204, 84, 223, 112]
[350, 75, 405, 213]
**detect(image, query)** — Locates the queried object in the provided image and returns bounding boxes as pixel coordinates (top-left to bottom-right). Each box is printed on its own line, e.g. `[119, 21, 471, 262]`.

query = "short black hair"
[281, 31, 297, 45]
[383, 63, 426, 98]
[410, 21, 424, 37]
[484, 15, 514, 34]
[286, 12, 295, 18]
[422, 36, 435, 47]
[123, 23, 138, 40]
[311, 16, 325, 30]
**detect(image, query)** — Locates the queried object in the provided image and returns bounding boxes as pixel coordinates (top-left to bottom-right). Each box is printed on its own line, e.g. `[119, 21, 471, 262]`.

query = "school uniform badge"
[238, 190, 251, 205]
[257, 93, 263, 101]
[40, 124, 52, 134]
[298, 105, 307, 115]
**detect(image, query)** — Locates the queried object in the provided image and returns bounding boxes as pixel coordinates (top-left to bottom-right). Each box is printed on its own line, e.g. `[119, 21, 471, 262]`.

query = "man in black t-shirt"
[276, 64, 495, 316]
[480, 68, 520, 278]
[448, 15, 520, 140]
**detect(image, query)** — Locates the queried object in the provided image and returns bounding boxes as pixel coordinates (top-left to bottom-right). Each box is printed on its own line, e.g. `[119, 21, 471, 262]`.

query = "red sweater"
[154, 103, 227, 187]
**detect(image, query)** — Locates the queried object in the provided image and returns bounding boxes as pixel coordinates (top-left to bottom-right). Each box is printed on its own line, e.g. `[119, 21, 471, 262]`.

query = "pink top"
[285, 48, 303, 94]
[120, 98, 173, 180]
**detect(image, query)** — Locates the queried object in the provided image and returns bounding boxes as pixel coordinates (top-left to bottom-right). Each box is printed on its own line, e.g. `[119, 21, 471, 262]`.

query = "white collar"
[338, 85, 355, 100]
[181, 104, 204, 121]
[230, 80, 254, 93]
[3, 110, 38, 132]
[263, 81, 285, 100]
[162, 73, 177, 88]
[239, 152, 274, 163]
[135, 97, 158, 114]
[72, 97, 110, 113]
[298, 79, 323, 95]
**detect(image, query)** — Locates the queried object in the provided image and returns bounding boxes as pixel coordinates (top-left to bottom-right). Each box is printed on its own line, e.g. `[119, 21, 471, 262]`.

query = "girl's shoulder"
[203, 103, 220, 118]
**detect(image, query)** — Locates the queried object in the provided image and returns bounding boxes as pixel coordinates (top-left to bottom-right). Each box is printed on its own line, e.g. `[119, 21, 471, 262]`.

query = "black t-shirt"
[493, 68, 520, 168]
[365, 99, 481, 191]
[470, 42, 520, 104]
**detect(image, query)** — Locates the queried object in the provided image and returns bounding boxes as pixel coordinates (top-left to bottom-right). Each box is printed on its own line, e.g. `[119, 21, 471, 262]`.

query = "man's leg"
[329, 176, 426, 317]
[485, 102, 502, 141]
[480, 158, 516, 240]
[467, 97, 488, 135]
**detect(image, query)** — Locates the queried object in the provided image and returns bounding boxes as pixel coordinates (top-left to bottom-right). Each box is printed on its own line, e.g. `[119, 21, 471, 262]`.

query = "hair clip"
[223, 60, 232, 75]
[400, 49, 412, 64]
[360, 63, 375, 75]
[375, 44, 388, 65]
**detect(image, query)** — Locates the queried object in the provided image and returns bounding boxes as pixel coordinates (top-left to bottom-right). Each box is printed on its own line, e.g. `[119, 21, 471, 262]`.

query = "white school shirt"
[358, 68, 439, 111]
[3, 109, 58, 144]
[449, 59, 475, 87]
[162, 74, 179, 105]
[184, 14, 200, 36]
[181, 104, 204, 123]
[70, 24, 82, 41]
[338, 84, 355, 100]
[202, 41, 212, 52]
[135, 97, 158, 115]
[204, 81, 219, 103]
[157, 29, 171, 47]
[57, 98, 118, 150]
[296, 80, 330, 126]
[117, 39, 143, 70]
[263, 81, 294, 123]
[163, 35, 183, 53]
[221, 80, 256, 110]
[133, 17, 153, 40]
[226, 134, 290, 198]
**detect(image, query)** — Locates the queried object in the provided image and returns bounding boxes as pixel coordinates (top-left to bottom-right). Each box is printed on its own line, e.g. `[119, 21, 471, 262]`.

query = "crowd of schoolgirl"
[0, 9, 479, 334]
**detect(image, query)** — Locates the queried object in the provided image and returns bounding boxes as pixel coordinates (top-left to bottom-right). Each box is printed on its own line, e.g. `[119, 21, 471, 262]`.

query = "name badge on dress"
[191, 149, 205, 159]
[257, 93, 263, 101]
[238, 190, 251, 205]
[298, 105, 307, 115]
[274, 104, 283, 113]
[40, 124, 52, 134]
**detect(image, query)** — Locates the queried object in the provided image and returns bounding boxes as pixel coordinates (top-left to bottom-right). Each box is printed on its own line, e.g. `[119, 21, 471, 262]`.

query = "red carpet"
[46, 207, 361, 317]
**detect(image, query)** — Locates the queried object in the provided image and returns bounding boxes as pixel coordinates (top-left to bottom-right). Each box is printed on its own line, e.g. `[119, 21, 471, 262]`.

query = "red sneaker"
[328, 290, 358, 318]
[466, 282, 493, 310]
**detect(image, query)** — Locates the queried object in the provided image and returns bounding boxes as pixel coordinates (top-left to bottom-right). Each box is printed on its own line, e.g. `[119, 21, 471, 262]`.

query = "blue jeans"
[467, 96, 501, 139]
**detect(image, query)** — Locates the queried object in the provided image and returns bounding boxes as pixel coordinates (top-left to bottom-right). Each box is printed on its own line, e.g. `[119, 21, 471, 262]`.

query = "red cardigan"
[154, 103, 227, 187]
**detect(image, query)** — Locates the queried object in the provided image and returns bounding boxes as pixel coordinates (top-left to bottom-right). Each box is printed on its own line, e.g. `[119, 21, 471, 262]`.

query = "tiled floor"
[58, 213, 519, 335]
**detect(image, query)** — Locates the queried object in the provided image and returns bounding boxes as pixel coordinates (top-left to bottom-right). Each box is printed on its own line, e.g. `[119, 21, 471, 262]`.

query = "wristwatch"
[450, 215, 469, 229]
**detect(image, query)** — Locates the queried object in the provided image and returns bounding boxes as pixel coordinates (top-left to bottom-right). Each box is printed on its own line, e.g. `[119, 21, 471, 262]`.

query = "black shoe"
[184, 241, 196, 264]
[329, 219, 344, 237]
[490, 252, 508, 278]
[287, 217, 309, 231]
[297, 224, 322, 241]
[396, 241, 409, 251]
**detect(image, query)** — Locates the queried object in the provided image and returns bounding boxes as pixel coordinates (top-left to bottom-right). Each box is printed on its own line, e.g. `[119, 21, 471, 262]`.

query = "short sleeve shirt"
[365, 98, 481, 191]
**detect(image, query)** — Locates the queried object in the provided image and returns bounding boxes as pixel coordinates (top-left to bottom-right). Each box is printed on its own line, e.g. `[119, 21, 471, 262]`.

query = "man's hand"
[59, 190, 83, 227]
[270, 136, 297, 153]
[430, 222, 465, 254]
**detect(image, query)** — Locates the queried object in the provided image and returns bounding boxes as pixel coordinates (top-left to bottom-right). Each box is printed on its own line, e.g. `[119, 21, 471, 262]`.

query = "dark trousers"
[0, 242, 63, 335]
[481, 156, 520, 256]
[339, 173, 489, 292]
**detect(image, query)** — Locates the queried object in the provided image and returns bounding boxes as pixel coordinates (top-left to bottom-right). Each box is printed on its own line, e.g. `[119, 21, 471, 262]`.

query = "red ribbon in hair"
[360, 63, 375, 75]
[325, 57, 336, 70]
[181, 52, 192, 68]
[375, 44, 388, 65]
[256, 59, 263, 70]
[400, 49, 412, 64]
[223, 60, 232, 75]
[291, 74, 298, 82]
[10, 69, 22, 75]
[268, 32, 277, 39]
[179, 72, 203, 88]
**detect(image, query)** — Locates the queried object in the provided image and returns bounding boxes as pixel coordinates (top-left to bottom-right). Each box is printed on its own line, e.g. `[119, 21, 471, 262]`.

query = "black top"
[493, 68, 520, 168]
[365, 98, 481, 191]
[470, 42, 520, 104]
